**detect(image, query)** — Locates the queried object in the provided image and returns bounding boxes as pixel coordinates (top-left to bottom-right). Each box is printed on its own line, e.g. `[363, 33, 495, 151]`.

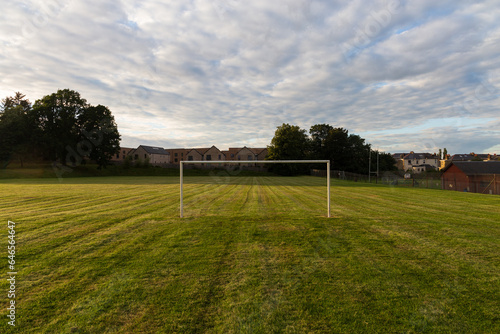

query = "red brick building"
[441, 161, 500, 194]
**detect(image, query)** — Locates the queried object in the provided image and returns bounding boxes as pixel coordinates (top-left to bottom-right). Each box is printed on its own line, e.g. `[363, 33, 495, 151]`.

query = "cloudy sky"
[1, 0, 499, 154]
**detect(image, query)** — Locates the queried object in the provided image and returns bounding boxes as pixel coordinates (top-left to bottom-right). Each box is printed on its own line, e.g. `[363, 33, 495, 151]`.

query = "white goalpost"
[179, 160, 331, 218]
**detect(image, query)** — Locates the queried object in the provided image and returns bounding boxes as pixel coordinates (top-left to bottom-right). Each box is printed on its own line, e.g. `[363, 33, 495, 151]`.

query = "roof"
[403, 152, 438, 160]
[451, 154, 475, 161]
[451, 153, 496, 161]
[138, 145, 169, 155]
[392, 153, 407, 159]
[250, 148, 267, 155]
[442, 161, 500, 175]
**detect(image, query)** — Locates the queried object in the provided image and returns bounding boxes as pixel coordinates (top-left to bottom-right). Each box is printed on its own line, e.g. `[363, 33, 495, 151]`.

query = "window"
[218, 154, 221, 160]
[248, 155, 253, 160]
[188, 156, 193, 161]
[206, 155, 212, 161]
[175, 153, 178, 157]
[116, 154, 120, 159]
[408, 160, 412, 165]
[144, 154, 147, 159]
[174, 158, 178, 163]
[181, 153, 184, 157]
[134, 154, 138, 160]
[231, 153, 235, 158]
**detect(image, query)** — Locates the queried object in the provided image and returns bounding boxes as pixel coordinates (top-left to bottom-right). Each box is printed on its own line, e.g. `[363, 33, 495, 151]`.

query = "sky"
[1, 0, 499, 155]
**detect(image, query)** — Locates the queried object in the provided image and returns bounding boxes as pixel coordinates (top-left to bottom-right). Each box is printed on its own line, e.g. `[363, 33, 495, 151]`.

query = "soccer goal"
[179, 160, 331, 218]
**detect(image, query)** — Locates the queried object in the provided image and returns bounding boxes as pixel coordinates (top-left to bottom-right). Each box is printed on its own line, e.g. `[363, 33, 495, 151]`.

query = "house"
[441, 153, 499, 170]
[450, 153, 498, 162]
[223, 147, 268, 161]
[185, 148, 205, 161]
[130, 145, 170, 165]
[221, 147, 268, 166]
[166, 148, 191, 164]
[222, 148, 242, 161]
[441, 161, 500, 194]
[252, 148, 268, 161]
[393, 152, 440, 173]
[185, 146, 225, 162]
[111, 147, 134, 163]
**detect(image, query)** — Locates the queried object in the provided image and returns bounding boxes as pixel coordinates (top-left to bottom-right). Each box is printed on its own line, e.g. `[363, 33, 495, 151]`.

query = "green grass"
[0, 176, 498, 333]
[0, 162, 273, 179]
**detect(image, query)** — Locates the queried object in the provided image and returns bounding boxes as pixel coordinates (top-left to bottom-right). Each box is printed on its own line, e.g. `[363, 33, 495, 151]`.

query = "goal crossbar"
[180, 160, 331, 218]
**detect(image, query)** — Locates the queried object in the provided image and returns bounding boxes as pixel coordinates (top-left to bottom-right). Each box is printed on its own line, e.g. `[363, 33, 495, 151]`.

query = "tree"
[267, 123, 310, 175]
[370, 150, 398, 174]
[308, 124, 394, 174]
[76, 105, 120, 168]
[29, 89, 120, 167]
[309, 124, 333, 159]
[31, 89, 89, 161]
[0, 92, 33, 166]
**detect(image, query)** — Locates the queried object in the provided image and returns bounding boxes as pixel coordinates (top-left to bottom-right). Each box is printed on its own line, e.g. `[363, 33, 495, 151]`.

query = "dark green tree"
[267, 123, 310, 175]
[29, 89, 120, 168]
[76, 105, 120, 168]
[31, 89, 89, 161]
[309, 123, 334, 159]
[0, 92, 33, 166]
[308, 124, 395, 174]
[322, 127, 350, 170]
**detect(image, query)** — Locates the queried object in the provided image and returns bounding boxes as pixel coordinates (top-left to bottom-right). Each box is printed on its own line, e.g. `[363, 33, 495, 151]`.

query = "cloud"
[1, 0, 499, 155]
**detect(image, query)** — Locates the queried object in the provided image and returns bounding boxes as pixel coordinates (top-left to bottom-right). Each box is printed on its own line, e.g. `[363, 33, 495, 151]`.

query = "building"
[110, 147, 134, 163]
[223, 147, 267, 161]
[185, 146, 225, 162]
[393, 152, 439, 173]
[167, 148, 191, 164]
[221, 147, 268, 166]
[114, 145, 268, 166]
[130, 145, 170, 165]
[441, 153, 499, 170]
[441, 161, 500, 194]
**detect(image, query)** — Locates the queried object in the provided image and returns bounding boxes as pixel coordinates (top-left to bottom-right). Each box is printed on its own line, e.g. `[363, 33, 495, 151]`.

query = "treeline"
[0, 89, 120, 168]
[267, 123, 397, 175]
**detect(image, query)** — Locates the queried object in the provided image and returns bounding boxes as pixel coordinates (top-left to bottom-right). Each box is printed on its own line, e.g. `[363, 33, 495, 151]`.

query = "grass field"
[0, 175, 499, 333]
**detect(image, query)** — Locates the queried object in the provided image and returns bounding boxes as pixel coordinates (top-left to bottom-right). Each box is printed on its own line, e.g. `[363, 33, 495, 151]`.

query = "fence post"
[493, 174, 500, 195]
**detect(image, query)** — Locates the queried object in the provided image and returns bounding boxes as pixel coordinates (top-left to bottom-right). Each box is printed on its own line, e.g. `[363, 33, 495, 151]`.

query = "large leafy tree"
[31, 89, 89, 161]
[0, 89, 123, 168]
[0, 92, 34, 166]
[309, 123, 334, 159]
[308, 124, 395, 174]
[76, 105, 120, 168]
[267, 123, 310, 175]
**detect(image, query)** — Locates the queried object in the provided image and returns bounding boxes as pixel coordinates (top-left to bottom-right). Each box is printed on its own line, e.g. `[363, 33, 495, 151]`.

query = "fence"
[311, 169, 443, 190]
[311, 169, 371, 182]
[443, 174, 500, 195]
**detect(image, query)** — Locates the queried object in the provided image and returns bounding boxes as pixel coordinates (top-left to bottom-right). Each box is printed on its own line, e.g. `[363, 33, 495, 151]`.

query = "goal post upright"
[179, 160, 330, 218]
[327, 160, 330, 218]
[180, 160, 184, 218]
